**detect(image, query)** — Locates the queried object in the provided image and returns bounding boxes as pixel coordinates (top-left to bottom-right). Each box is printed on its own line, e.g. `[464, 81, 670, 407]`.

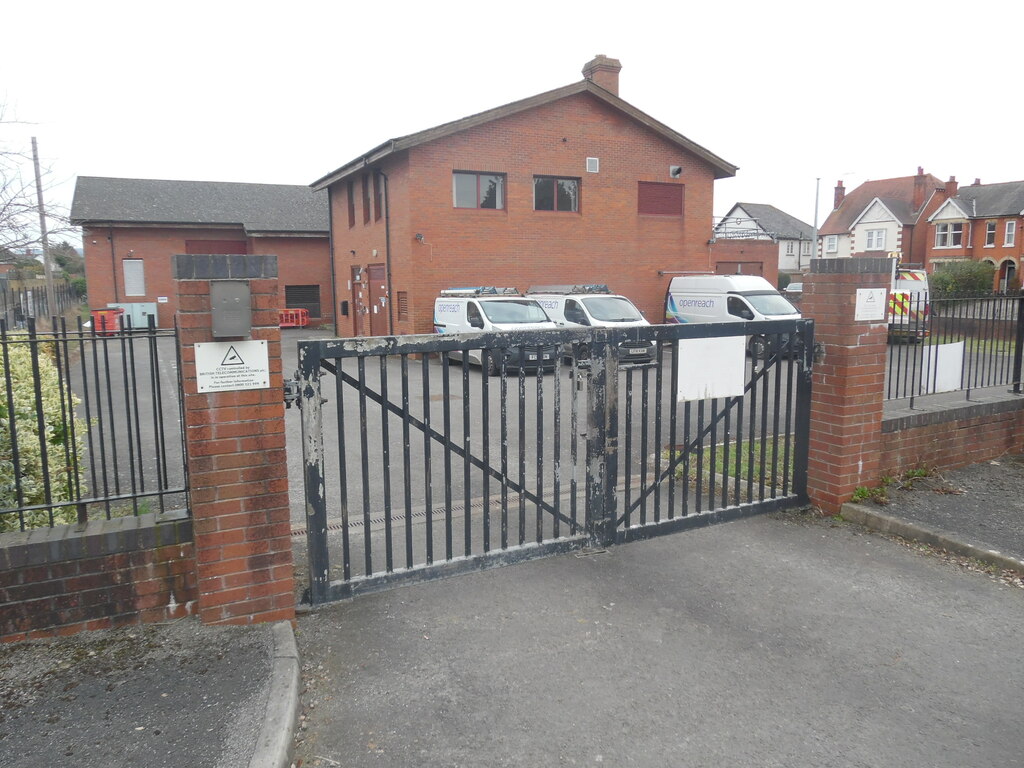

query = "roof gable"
[311, 80, 737, 190]
[928, 197, 970, 221]
[716, 202, 813, 240]
[71, 177, 329, 234]
[819, 173, 944, 235]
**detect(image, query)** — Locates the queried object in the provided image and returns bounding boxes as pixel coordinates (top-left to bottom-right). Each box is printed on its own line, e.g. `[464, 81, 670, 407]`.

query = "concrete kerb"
[841, 501, 1024, 574]
[248, 622, 301, 768]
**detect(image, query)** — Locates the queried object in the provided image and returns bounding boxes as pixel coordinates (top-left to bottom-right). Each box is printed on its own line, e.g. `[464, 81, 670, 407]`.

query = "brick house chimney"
[582, 54, 622, 96]
[945, 176, 958, 198]
[973, 178, 982, 186]
[833, 180, 845, 209]
[913, 166, 927, 211]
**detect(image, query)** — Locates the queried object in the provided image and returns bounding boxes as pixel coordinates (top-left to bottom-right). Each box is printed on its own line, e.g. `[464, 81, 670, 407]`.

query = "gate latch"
[283, 377, 301, 409]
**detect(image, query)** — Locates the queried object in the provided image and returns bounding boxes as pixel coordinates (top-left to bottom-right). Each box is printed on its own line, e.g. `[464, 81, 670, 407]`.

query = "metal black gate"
[298, 319, 813, 604]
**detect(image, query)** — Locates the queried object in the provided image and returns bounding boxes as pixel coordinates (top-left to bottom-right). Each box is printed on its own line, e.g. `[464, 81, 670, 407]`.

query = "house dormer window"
[865, 229, 886, 251]
[1006, 221, 1017, 247]
[935, 222, 963, 248]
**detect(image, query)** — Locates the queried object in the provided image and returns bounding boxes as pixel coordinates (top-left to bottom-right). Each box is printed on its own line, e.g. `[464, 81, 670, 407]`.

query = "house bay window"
[865, 229, 886, 251]
[453, 172, 505, 210]
[935, 222, 963, 248]
[534, 176, 579, 212]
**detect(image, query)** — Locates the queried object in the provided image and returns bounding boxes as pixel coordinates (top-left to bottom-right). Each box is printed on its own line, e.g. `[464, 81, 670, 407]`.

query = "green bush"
[930, 261, 995, 293]
[0, 339, 86, 532]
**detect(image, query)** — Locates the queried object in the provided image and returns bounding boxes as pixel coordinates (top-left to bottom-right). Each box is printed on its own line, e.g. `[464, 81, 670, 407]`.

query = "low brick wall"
[880, 399, 1024, 476]
[0, 513, 196, 642]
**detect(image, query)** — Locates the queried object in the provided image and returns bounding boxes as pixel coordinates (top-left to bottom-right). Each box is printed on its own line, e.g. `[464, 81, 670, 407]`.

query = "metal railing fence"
[0, 279, 80, 328]
[0, 316, 187, 532]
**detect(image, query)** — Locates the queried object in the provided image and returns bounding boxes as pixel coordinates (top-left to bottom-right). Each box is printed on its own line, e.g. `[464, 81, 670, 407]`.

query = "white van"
[664, 274, 800, 357]
[433, 287, 560, 373]
[526, 284, 657, 365]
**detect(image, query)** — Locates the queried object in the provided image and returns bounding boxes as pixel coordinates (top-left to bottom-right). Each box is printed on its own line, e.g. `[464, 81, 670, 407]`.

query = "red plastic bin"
[91, 307, 124, 336]
[279, 308, 310, 328]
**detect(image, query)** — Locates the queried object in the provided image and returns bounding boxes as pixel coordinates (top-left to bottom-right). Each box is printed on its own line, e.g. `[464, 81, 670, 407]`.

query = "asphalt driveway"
[292, 510, 1024, 767]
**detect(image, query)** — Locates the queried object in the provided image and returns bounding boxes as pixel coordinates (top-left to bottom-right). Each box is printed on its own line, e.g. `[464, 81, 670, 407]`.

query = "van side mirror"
[740, 308, 754, 320]
[469, 315, 484, 329]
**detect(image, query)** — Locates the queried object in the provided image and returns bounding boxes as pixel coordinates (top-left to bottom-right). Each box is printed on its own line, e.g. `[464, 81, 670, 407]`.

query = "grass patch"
[666, 437, 795, 498]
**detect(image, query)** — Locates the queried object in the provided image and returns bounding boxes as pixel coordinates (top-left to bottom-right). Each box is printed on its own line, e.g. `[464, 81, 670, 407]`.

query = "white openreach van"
[664, 274, 800, 357]
[525, 285, 657, 365]
[433, 287, 559, 374]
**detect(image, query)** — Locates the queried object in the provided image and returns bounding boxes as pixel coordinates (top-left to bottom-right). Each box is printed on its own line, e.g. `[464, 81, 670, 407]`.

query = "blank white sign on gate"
[676, 336, 746, 402]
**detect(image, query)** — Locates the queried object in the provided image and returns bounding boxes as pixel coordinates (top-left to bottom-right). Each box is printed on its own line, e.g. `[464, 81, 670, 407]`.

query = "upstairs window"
[347, 180, 356, 228]
[825, 235, 838, 253]
[453, 172, 505, 209]
[986, 221, 997, 246]
[865, 229, 886, 251]
[373, 174, 383, 221]
[534, 176, 579, 212]
[1006, 220, 1017, 247]
[935, 222, 964, 248]
[362, 174, 371, 224]
[637, 181, 683, 216]
[786, 241, 795, 255]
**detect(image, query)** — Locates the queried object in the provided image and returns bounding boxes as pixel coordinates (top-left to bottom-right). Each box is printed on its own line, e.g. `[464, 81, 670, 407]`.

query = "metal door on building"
[297, 319, 813, 605]
[350, 266, 366, 336]
[367, 264, 388, 336]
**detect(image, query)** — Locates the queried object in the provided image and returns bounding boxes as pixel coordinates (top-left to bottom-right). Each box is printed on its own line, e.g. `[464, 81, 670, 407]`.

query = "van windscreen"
[743, 292, 798, 316]
[581, 296, 643, 322]
[480, 300, 550, 324]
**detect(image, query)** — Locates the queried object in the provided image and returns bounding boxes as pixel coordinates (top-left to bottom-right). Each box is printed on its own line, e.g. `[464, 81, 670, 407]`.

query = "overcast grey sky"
[6, 0, 1022, 245]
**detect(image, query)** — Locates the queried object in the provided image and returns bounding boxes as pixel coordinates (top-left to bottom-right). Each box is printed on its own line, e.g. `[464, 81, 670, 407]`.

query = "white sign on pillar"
[855, 288, 887, 321]
[195, 340, 270, 393]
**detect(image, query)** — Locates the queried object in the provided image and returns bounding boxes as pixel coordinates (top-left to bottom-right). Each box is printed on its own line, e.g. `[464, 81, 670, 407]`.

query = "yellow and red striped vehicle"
[888, 268, 930, 339]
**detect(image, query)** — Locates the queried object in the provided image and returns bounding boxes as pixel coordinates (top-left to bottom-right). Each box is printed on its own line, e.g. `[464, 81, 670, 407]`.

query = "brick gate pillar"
[174, 254, 295, 625]
[802, 257, 891, 514]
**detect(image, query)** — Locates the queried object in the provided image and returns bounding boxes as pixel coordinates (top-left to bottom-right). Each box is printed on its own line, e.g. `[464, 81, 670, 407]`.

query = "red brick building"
[71, 177, 331, 328]
[925, 179, 1024, 290]
[311, 55, 738, 336]
[817, 168, 951, 268]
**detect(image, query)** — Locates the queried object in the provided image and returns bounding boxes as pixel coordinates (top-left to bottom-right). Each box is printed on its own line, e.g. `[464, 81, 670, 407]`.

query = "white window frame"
[785, 241, 794, 255]
[865, 229, 886, 251]
[1005, 220, 1017, 247]
[825, 235, 838, 253]
[934, 222, 964, 248]
[985, 221, 996, 247]
[123, 258, 146, 296]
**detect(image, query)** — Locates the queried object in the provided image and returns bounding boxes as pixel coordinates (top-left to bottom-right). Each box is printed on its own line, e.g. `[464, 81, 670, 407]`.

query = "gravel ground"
[0, 619, 273, 768]
[850, 454, 1024, 564]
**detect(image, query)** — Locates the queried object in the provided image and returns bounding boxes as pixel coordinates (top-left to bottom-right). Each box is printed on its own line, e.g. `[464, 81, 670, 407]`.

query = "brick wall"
[881, 400, 1024, 474]
[708, 239, 779, 286]
[83, 226, 331, 328]
[328, 92, 722, 336]
[0, 514, 195, 642]
[174, 254, 295, 626]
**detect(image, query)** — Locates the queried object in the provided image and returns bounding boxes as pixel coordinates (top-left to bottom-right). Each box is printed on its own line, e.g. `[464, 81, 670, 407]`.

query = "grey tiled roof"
[731, 203, 814, 239]
[70, 177, 329, 234]
[954, 181, 1024, 218]
[876, 197, 915, 225]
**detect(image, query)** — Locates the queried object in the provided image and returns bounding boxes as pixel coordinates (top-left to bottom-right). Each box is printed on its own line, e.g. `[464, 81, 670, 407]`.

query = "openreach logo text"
[679, 299, 716, 308]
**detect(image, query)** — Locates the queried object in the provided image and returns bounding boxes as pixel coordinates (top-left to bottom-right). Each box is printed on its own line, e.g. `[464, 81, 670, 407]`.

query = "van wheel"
[748, 336, 769, 360]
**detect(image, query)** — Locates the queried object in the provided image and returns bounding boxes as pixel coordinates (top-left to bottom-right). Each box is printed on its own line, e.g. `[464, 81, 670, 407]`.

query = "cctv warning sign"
[195, 340, 270, 393]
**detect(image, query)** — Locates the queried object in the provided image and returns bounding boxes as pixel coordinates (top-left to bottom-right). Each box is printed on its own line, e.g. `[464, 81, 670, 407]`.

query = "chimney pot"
[945, 176, 959, 198]
[833, 180, 846, 209]
[582, 54, 623, 96]
[917, 166, 924, 175]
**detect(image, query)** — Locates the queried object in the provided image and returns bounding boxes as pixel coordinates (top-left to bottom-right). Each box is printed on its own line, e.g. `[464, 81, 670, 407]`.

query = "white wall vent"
[669, 165, 683, 178]
[586, 157, 600, 173]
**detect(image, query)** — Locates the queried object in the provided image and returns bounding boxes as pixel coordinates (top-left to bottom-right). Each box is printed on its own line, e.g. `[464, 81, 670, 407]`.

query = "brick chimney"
[945, 176, 958, 198]
[913, 166, 927, 211]
[582, 54, 622, 96]
[973, 178, 982, 186]
[834, 180, 845, 209]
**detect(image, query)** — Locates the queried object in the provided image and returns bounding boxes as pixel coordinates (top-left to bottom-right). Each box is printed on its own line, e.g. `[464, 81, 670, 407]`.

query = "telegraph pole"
[31, 137, 57, 322]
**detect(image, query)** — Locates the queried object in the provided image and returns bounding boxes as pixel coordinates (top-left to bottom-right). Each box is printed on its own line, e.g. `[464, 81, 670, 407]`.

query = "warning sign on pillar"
[194, 340, 270, 393]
